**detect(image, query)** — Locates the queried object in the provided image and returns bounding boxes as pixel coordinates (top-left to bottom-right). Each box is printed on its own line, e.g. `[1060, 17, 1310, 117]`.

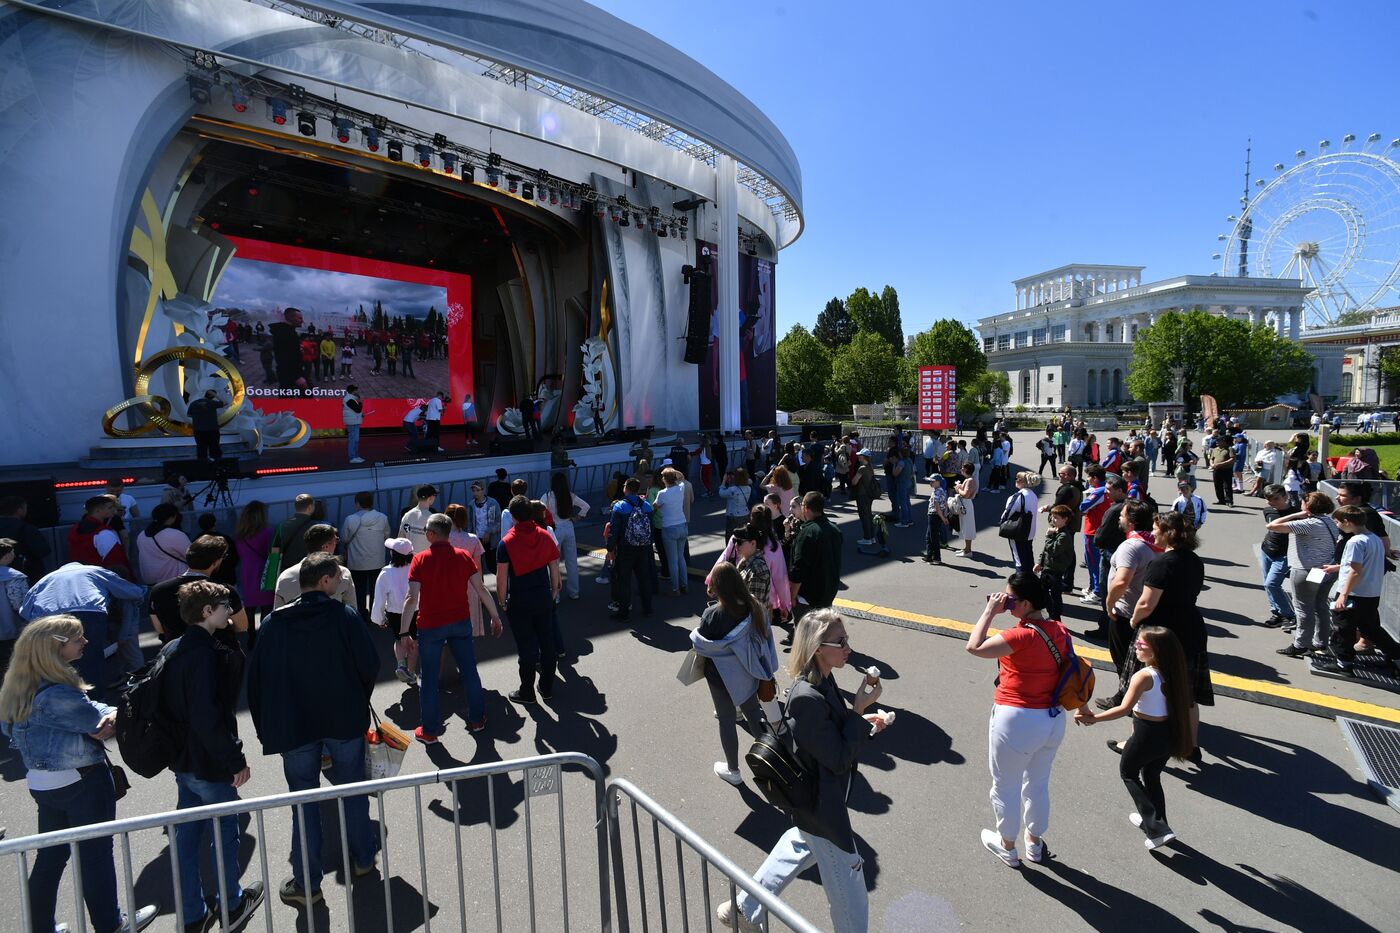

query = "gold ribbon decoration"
[103, 346, 246, 438]
[101, 395, 171, 439]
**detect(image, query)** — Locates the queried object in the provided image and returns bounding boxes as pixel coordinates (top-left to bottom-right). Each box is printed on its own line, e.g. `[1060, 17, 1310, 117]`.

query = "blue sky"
[591, 0, 1400, 336]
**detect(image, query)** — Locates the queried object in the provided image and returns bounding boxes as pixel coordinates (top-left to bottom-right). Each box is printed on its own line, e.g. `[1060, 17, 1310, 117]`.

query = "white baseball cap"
[384, 537, 414, 555]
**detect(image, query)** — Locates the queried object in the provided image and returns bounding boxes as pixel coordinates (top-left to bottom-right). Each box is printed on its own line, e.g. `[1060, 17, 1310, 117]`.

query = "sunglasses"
[819, 635, 851, 649]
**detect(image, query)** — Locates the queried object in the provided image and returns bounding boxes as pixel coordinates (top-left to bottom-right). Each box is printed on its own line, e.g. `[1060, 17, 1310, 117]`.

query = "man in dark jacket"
[606, 478, 655, 621]
[270, 493, 316, 571]
[788, 492, 843, 638]
[0, 495, 51, 583]
[1043, 465, 1084, 592]
[187, 389, 225, 462]
[245, 552, 380, 908]
[164, 580, 265, 931]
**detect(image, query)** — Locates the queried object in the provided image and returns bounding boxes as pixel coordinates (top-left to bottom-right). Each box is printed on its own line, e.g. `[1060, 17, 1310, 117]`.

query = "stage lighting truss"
[193, 68, 717, 243]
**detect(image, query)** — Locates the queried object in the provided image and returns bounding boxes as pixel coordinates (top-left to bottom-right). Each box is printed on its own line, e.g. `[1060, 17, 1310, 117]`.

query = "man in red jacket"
[67, 495, 131, 578]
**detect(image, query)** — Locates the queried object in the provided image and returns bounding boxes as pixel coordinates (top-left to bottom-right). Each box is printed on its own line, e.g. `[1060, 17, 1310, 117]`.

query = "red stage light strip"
[55, 477, 138, 489]
[254, 466, 322, 476]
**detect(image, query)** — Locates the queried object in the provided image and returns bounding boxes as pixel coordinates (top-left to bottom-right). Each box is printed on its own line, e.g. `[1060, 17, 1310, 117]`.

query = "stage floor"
[1, 428, 658, 488]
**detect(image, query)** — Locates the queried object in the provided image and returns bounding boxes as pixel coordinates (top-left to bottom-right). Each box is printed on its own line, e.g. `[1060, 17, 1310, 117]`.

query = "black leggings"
[703, 659, 763, 771]
[1120, 716, 1174, 838]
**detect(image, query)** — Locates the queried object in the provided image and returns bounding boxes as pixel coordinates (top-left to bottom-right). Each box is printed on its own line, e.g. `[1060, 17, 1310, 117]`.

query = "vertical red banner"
[918, 365, 957, 430]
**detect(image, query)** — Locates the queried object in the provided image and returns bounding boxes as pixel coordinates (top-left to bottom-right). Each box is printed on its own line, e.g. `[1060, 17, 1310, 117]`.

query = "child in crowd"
[1077, 626, 1194, 850]
[1034, 505, 1076, 621]
[371, 538, 418, 685]
[923, 476, 947, 565]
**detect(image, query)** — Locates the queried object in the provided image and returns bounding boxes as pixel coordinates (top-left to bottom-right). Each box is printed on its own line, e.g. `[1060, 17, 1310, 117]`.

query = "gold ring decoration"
[101, 395, 171, 439]
[130, 346, 247, 435]
[264, 418, 309, 448]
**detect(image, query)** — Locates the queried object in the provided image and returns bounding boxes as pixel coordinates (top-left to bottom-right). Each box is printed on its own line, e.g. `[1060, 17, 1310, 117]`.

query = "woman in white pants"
[718, 608, 893, 932]
[544, 472, 590, 599]
[966, 572, 1082, 867]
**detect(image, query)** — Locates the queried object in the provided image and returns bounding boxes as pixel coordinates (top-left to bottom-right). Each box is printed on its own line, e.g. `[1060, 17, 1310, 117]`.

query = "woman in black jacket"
[718, 608, 892, 933]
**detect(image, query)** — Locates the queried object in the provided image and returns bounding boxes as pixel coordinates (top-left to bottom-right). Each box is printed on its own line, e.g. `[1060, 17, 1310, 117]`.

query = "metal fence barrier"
[606, 779, 821, 933]
[0, 752, 612, 933]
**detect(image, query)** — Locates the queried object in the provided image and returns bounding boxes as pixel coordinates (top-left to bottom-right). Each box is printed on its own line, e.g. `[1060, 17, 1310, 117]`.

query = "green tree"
[1377, 346, 1400, 394]
[1127, 309, 1314, 406]
[905, 320, 988, 394]
[846, 286, 904, 351]
[813, 297, 855, 349]
[828, 331, 904, 412]
[1332, 308, 1374, 327]
[775, 324, 832, 412]
[956, 371, 1012, 421]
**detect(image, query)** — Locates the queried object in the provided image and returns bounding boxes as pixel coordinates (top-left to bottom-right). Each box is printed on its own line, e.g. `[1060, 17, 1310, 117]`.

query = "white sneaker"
[713, 762, 743, 786]
[349, 457, 366, 464]
[715, 900, 763, 932]
[1129, 812, 1143, 828]
[1025, 835, 1047, 863]
[980, 829, 1020, 868]
[395, 665, 416, 685]
[1145, 832, 1177, 850]
[856, 538, 874, 546]
[1079, 592, 1100, 604]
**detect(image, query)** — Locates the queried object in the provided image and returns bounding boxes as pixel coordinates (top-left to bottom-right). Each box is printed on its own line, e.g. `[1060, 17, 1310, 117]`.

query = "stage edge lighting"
[267, 97, 288, 125]
[333, 117, 354, 143]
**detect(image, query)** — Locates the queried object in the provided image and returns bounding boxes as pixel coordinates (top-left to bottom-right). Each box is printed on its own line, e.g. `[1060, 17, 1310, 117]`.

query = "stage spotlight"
[507, 174, 520, 195]
[595, 200, 607, 218]
[619, 210, 631, 227]
[433, 133, 448, 149]
[333, 118, 353, 143]
[441, 152, 456, 173]
[386, 139, 403, 161]
[537, 182, 548, 202]
[461, 163, 475, 183]
[362, 126, 380, 152]
[231, 87, 249, 112]
[296, 111, 316, 136]
[187, 76, 212, 105]
[267, 97, 288, 125]
[414, 143, 433, 167]
[632, 212, 644, 228]
[487, 166, 500, 187]
[521, 181, 535, 200]
[549, 187, 559, 205]
[608, 204, 621, 223]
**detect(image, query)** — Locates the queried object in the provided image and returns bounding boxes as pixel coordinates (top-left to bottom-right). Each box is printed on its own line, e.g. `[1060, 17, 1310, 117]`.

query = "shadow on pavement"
[1026, 857, 1192, 931]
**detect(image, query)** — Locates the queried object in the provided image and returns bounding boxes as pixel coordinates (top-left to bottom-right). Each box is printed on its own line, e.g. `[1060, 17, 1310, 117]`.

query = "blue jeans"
[1084, 537, 1100, 596]
[28, 765, 120, 933]
[737, 826, 868, 933]
[418, 620, 485, 732]
[895, 482, 913, 524]
[281, 737, 378, 891]
[346, 423, 360, 460]
[174, 772, 243, 923]
[661, 523, 688, 591]
[1258, 551, 1294, 621]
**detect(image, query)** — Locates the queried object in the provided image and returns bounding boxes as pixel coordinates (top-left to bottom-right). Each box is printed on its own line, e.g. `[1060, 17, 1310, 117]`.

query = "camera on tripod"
[162, 458, 243, 509]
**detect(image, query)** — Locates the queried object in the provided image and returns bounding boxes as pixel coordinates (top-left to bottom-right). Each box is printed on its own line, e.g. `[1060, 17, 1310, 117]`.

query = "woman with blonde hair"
[0, 616, 157, 933]
[689, 561, 777, 785]
[721, 609, 890, 932]
[1000, 471, 1042, 571]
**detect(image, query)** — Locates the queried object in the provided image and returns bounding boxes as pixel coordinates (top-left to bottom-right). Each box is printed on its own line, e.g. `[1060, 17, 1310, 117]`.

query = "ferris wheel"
[1215, 134, 1400, 328]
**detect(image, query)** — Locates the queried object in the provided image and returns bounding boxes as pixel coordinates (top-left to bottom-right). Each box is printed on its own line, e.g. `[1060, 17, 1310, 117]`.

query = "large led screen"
[211, 237, 472, 430]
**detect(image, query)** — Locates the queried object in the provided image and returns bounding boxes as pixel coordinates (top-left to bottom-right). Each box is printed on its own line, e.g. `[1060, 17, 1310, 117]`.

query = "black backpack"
[745, 705, 816, 812]
[114, 641, 184, 779]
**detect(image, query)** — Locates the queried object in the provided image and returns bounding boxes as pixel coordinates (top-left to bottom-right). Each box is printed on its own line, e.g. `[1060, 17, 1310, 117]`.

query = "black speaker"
[162, 458, 241, 484]
[0, 479, 59, 528]
[489, 437, 535, 456]
[682, 270, 712, 364]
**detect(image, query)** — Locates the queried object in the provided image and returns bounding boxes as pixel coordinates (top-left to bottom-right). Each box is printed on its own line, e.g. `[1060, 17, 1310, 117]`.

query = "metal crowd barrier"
[0, 752, 612, 933]
[0, 755, 822, 933]
[607, 780, 821, 933]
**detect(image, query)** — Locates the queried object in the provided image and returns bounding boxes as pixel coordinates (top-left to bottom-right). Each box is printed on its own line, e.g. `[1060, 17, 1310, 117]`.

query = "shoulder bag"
[998, 493, 1031, 539]
[1023, 621, 1095, 716]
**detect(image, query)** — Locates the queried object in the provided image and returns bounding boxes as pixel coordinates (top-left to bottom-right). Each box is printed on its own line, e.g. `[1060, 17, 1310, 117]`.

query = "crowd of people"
[0, 411, 1396, 933]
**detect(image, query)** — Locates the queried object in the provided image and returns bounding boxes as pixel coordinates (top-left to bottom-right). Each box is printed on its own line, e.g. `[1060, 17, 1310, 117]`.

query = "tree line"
[778, 292, 1328, 418]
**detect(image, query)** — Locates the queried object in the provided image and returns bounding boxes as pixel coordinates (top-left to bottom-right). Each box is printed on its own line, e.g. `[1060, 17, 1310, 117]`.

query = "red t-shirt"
[994, 620, 1072, 709]
[409, 541, 480, 630]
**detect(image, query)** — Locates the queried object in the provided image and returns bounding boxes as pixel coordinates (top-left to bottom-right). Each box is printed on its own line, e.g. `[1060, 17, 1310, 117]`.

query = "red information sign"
[918, 365, 956, 430]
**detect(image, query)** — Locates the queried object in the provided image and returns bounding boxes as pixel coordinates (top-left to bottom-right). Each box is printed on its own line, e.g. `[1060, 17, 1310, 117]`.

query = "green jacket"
[790, 515, 843, 608]
[1038, 527, 1076, 577]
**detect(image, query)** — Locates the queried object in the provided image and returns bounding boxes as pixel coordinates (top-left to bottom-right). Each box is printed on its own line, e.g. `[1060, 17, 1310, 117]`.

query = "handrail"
[607, 778, 822, 933]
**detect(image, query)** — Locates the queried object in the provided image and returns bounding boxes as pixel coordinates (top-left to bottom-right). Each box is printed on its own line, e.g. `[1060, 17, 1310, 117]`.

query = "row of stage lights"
[189, 72, 702, 241]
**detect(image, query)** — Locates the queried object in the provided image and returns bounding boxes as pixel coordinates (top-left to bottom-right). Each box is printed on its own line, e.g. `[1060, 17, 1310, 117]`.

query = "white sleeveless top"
[1132, 666, 1169, 718]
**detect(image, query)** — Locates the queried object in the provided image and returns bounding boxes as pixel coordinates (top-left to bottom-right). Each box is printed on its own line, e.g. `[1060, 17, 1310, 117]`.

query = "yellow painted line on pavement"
[586, 545, 1400, 725]
[833, 596, 1400, 726]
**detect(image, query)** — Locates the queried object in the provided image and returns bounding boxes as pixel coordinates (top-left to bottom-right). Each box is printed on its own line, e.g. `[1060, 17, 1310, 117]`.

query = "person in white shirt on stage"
[424, 391, 448, 451]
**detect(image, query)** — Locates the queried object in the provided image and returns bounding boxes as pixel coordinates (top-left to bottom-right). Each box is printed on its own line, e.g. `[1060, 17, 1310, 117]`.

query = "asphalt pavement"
[2, 426, 1397, 932]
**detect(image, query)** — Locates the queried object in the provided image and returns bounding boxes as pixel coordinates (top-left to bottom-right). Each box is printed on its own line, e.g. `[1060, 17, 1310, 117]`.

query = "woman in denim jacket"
[0, 615, 157, 933]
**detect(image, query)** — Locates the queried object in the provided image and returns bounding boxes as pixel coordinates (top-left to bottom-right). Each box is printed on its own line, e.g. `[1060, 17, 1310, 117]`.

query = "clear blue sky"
[591, 0, 1400, 337]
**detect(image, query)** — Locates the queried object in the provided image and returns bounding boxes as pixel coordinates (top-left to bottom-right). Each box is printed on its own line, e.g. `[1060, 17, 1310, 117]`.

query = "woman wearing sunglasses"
[0, 615, 158, 933]
[966, 572, 1081, 868]
[718, 608, 892, 932]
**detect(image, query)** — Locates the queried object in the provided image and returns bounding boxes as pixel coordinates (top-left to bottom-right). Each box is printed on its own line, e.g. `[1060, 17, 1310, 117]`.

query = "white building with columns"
[976, 264, 1316, 410]
[1299, 307, 1400, 407]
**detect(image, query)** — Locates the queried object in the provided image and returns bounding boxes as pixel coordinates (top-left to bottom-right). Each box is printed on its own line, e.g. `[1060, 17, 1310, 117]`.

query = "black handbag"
[998, 493, 1031, 539]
